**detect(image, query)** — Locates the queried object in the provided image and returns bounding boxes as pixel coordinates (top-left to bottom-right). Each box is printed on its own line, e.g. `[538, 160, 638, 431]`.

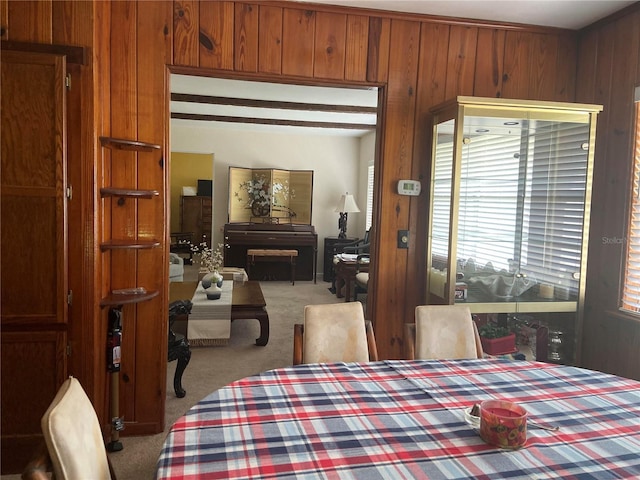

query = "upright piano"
[224, 223, 318, 282]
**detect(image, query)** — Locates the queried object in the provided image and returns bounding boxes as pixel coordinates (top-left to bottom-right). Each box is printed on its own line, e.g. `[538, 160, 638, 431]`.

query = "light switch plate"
[398, 230, 409, 249]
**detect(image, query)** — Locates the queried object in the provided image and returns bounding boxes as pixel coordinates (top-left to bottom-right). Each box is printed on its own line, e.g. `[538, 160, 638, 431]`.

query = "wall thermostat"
[397, 179, 421, 196]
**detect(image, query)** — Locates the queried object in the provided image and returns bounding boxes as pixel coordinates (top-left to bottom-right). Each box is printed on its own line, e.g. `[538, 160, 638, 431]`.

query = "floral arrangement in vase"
[190, 242, 225, 290]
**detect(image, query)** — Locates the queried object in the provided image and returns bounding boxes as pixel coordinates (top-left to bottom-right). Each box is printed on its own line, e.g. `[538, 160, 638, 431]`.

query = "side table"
[323, 236, 358, 282]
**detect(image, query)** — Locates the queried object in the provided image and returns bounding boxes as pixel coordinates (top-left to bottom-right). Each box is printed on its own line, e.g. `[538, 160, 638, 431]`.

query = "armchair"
[333, 228, 371, 255]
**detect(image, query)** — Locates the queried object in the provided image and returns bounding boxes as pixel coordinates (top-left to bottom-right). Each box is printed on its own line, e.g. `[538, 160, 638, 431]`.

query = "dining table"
[156, 358, 640, 479]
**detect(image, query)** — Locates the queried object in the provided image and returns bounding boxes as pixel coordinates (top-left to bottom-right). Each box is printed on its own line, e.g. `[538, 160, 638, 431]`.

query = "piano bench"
[247, 249, 299, 285]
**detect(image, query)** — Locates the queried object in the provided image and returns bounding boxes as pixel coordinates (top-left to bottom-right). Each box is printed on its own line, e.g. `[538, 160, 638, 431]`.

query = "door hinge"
[66, 343, 72, 356]
[66, 185, 72, 200]
[67, 290, 73, 305]
[65, 73, 71, 90]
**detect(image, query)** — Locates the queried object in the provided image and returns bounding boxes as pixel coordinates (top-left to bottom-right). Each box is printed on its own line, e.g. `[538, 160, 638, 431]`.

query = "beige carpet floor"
[117, 277, 343, 479]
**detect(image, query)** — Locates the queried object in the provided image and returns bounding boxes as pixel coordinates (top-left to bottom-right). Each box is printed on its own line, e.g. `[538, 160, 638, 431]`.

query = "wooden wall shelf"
[100, 290, 159, 307]
[100, 187, 159, 198]
[100, 240, 160, 251]
[99, 136, 161, 152]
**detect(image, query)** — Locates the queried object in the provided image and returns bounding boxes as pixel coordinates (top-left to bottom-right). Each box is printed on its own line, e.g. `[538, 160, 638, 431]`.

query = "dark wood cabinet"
[181, 196, 212, 247]
[323, 237, 358, 282]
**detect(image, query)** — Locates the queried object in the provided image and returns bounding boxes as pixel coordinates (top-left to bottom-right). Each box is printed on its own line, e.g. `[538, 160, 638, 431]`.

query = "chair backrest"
[39, 376, 112, 480]
[413, 305, 483, 360]
[295, 302, 376, 364]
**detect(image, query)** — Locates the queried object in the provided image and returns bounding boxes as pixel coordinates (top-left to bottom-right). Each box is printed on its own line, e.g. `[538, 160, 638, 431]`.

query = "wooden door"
[1, 51, 68, 473]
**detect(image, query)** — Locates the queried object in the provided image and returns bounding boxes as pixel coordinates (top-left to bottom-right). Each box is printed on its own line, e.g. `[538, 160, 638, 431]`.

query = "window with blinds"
[431, 117, 592, 296]
[366, 164, 374, 230]
[621, 91, 640, 313]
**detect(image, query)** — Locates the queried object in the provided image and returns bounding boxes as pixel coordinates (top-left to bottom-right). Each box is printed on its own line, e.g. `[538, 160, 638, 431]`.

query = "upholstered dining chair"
[22, 376, 115, 480]
[404, 305, 483, 360]
[293, 302, 378, 365]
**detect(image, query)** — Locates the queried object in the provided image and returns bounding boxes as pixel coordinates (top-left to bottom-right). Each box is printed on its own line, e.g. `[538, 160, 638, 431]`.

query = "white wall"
[171, 122, 369, 277]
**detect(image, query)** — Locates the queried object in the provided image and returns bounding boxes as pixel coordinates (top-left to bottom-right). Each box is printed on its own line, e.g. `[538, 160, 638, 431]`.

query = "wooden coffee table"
[231, 281, 269, 346]
[169, 280, 269, 347]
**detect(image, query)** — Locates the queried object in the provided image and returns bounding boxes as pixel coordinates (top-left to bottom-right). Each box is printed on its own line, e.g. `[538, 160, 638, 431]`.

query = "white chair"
[293, 302, 378, 365]
[404, 305, 483, 360]
[169, 252, 184, 282]
[22, 376, 115, 480]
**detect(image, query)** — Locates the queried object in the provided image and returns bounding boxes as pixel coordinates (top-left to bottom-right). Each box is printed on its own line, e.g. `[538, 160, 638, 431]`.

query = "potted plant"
[477, 321, 517, 356]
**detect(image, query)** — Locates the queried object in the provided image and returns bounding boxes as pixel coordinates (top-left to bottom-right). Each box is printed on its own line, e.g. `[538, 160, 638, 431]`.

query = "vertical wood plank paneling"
[52, 1, 93, 45]
[528, 33, 558, 100]
[554, 33, 577, 101]
[374, 18, 421, 359]
[235, 3, 258, 72]
[313, 11, 346, 80]
[473, 28, 505, 98]
[444, 25, 478, 98]
[1, 0, 9, 39]
[135, 0, 172, 431]
[502, 31, 533, 99]
[7, 0, 52, 43]
[199, 1, 234, 70]
[109, 0, 139, 420]
[345, 15, 368, 82]
[258, 5, 282, 74]
[367, 17, 390, 83]
[173, 0, 199, 67]
[406, 22, 451, 313]
[282, 8, 315, 77]
[93, 0, 110, 423]
[575, 30, 598, 103]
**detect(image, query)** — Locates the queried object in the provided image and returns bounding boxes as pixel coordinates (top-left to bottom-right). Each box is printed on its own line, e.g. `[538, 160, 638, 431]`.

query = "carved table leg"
[255, 308, 270, 346]
[173, 341, 191, 398]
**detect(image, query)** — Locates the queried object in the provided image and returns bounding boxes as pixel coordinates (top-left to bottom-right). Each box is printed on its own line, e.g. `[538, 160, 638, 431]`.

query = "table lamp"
[334, 193, 360, 239]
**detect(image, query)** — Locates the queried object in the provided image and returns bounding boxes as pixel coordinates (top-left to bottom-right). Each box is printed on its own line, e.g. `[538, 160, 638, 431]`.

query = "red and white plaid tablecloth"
[156, 359, 640, 479]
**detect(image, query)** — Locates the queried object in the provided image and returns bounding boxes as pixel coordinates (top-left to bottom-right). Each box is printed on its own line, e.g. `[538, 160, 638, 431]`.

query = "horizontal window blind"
[431, 120, 591, 294]
[366, 164, 374, 230]
[622, 100, 640, 313]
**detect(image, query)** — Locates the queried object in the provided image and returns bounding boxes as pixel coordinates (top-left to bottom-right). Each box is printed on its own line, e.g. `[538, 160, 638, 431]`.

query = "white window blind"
[366, 164, 374, 230]
[432, 119, 591, 294]
[622, 96, 640, 313]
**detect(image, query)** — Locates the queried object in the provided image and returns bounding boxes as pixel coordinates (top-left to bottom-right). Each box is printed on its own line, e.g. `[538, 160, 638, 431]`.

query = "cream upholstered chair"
[293, 302, 378, 365]
[404, 305, 483, 360]
[22, 376, 114, 480]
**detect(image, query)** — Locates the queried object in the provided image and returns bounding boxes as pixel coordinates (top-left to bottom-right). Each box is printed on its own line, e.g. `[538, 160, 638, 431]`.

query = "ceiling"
[170, 1, 635, 137]
[294, 0, 636, 30]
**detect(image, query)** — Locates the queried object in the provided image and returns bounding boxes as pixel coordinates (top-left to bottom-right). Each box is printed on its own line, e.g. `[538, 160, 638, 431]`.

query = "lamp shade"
[334, 193, 361, 213]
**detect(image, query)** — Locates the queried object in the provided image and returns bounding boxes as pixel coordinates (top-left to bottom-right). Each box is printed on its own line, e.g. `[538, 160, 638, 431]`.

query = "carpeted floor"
[109, 276, 342, 479]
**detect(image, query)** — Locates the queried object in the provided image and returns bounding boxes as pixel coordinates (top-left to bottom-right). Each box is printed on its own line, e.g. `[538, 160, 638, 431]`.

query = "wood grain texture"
[473, 28, 505, 98]
[7, 0, 52, 43]
[282, 8, 315, 77]
[173, 0, 199, 67]
[235, 2, 258, 72]
[528, 32, 558, 100]
[199, 0, 234, 70]
[0, 0, 6, 39]
[345, 14, 368, 81]
[313, 11, 346, 80]
[52, 0, 93, 45]
[554, 33, 577, 102]
[135, 0, 172, 432]
[577, 8, 640, 379]
[502, 31, 533, 99]
[444, 25, 478, 98]
[373, 18, 421, 359]
[258, 4, 282, 74]
[367, 16, 390, 83]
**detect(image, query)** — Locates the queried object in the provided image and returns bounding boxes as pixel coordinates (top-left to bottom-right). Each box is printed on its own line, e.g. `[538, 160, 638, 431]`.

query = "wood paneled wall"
[6, 0, 638, 445]
[576, 4, 640, 381]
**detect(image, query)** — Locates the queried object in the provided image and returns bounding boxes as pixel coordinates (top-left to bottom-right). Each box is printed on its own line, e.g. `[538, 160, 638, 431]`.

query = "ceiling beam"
[171, 93, 378, 114]
[170, 112, 376, 130]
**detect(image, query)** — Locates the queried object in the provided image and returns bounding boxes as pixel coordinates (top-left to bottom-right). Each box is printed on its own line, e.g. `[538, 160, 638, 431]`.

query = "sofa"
[169, 253, 184, 282]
